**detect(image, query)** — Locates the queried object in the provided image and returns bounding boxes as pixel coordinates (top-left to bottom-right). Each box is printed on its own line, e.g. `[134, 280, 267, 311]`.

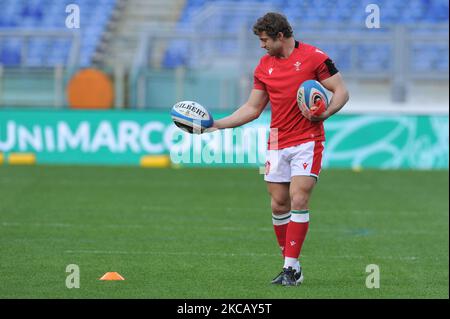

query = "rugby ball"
[297, 80, 329, 111]
[171, 100, 214, 134]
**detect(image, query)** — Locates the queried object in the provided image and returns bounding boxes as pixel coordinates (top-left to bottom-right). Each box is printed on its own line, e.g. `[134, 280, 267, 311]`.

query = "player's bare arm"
[308, 72, 350, 122]
[212, 89, 269, 130]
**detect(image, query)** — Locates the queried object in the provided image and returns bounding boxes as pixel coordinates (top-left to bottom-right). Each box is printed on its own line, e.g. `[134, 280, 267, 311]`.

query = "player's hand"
[203, 122, 219, 133]
[309, 99, 329, 122]
[310, 99, 326, 116]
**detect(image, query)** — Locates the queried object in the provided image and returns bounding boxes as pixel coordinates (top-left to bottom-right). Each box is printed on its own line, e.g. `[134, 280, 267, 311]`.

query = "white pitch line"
[64, 249, 276, 258]
[63, 249, 427, 261]
[1, 222, 145, 229]
[1, 222, 444, 235]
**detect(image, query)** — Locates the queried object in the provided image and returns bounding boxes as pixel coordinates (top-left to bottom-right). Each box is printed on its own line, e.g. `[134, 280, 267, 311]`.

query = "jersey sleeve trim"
[316, 58, 339, 81]
[324, 58, 338, 76]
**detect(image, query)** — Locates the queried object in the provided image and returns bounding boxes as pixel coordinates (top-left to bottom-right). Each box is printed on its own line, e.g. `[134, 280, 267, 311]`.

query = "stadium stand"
[95, 0, 185, 67]
[0, 0, 448, 108]
[1, 0, 447, 71]
[0, 0, 117, 67]
[162, 0, 449, 72]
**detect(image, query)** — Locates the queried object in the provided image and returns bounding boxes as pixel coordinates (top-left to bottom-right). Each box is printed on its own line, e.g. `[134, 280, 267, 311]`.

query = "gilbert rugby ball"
[171, 101, 214, 134]
[297, 80, 329, 111]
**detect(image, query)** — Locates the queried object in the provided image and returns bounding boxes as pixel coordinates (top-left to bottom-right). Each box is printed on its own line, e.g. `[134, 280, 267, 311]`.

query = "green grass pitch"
[0, 166, 448, 298]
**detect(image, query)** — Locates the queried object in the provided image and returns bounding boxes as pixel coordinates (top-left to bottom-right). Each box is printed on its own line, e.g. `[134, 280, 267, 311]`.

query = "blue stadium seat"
[0, 48, 21, 66]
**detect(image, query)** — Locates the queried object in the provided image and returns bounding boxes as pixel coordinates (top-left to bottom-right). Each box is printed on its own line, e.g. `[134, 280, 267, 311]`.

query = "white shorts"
[264, 141, 325, 183]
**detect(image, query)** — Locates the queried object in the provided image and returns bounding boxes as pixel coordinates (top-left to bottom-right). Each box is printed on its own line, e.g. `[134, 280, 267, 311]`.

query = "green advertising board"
[0, 109, 448, 169]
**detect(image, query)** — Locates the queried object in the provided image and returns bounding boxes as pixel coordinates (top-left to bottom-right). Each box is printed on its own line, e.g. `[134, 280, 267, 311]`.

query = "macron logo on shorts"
[303, 163, 309, 170]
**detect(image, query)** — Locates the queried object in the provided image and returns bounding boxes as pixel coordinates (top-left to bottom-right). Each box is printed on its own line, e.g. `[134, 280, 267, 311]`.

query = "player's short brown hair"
[253, 12, 293, 40]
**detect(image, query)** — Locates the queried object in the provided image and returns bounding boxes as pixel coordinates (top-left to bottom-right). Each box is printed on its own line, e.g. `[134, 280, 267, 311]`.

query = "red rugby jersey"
[254, 41, 338, 150]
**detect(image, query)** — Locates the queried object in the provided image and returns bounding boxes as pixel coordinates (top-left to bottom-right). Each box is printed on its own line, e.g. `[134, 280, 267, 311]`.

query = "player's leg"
[264, 148, 292, 257]
[285, 175, 316, 263]
[267, 181, 291, 256]
[267, 181, 291, 284]
[264, 149, 292, 284]
[278, 176, 315, 286]
[282, 141, 324, 286]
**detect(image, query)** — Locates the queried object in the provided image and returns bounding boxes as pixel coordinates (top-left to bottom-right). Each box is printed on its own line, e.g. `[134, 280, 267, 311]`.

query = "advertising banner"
[0, 109, 448, 169]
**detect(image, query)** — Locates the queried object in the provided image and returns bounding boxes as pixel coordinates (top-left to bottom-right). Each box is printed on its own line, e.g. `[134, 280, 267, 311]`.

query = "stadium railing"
[130, 23, 449, 110]
[0, 29, 80, 108]
[0, 30, 128, 109]
[0, 29, 80, 69]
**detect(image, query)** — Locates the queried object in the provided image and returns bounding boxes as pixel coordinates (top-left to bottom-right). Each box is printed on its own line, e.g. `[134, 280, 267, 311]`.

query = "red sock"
[284, 210, 310, 259]
[272, 212, 291, 257]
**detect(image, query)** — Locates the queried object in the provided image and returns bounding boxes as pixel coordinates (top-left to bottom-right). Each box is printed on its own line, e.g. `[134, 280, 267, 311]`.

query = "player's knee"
[290, 193, 309, 210]
[271, 199, 290, 215]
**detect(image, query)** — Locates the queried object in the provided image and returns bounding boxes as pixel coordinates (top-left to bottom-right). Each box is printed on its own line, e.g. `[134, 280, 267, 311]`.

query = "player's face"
[258, 32, 282, 56]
